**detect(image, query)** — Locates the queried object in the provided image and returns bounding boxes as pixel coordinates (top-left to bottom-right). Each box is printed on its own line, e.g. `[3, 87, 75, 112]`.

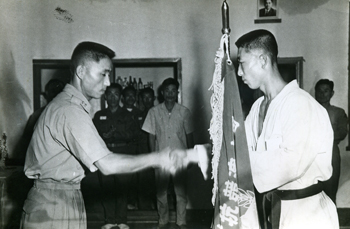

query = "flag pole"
[221, 0, 231, 56]
[209, 1, 259, 228]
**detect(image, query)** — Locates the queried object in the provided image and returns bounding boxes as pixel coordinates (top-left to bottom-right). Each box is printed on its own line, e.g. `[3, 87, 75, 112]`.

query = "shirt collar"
[272, 80, 299, 102]
[161, 102, 178, 113]
[63, 84, 91, 114]
[281, 80, 298, 93]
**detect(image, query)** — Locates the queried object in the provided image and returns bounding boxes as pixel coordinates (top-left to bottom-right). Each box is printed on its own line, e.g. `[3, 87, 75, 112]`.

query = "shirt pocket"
[23, 199, 46, 214]
[22, 188, 50, 214]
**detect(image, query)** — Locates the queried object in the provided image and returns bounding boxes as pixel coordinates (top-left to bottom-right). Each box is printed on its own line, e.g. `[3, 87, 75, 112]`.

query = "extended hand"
[172, 144, 211, 180]
[158, 148, 189, 174]
[158, 145, 211, 178]
[169, 149, 190, 172]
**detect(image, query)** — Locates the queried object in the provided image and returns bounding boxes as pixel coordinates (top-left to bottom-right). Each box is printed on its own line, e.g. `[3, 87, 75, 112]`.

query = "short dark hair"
[140, 87, 155, 97]
[70, 41, 115, 78]
[315, 79, 334, 91]
[161, 78, 179, 91]
[45, 79, 65, 93]
[235, 29, 278, 64]
[106, 83, 123, 94]
[44, 79, 65, 102]
[122, 86, 137, 97]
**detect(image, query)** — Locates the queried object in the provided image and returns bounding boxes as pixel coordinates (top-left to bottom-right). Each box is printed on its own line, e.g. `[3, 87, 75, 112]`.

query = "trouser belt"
[34, 180, 81, 190]
[262, 182, 323, 229]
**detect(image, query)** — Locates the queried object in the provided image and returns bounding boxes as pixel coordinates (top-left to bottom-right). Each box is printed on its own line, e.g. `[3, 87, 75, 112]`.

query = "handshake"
[157, 144, 211, 180]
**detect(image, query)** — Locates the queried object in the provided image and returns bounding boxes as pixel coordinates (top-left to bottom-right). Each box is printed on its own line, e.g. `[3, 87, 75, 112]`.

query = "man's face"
[315, 84, 333, 104]
[123, 90, 136, 107]
[162, 84, 178, 103]
[105, 88, 121, 108]
[237, 48, 264, 90]
[265, 0, 272, 10]
[141, 92, 155, 109]
[80, 57, 112, 100]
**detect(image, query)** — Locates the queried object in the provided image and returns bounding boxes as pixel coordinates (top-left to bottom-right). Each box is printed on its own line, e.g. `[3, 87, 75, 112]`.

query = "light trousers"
[20, 181, 86, 229]
[155, 168, 187, 226]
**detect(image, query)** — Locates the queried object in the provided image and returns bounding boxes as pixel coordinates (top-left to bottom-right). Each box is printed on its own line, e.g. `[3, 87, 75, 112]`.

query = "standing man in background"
[140, 87, 156, 115]
[93, 83, 139, 228]
[138, 87, 157, 210]
[315, 79, 348, 204]
[236, 29, 338, 228]
[121, 85, 143, 210]
[142, 78, 194, 229]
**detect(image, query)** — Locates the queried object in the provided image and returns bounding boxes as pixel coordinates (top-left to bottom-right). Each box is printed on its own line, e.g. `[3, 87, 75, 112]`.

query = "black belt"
[262, 182, 324, 229]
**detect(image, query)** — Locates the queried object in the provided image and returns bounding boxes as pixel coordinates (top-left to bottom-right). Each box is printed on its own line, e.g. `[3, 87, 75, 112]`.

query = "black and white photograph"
[0, 1, 349, 229]
[258, 0, 278, 18]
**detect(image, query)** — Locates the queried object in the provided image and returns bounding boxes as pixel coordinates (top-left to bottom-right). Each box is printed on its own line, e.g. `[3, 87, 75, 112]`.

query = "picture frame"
[32, 59, 71, 111]
[254, 0, 281, 24]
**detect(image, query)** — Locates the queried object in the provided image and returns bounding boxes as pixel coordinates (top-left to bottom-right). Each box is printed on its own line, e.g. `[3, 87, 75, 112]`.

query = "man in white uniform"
[235, 30, 339, 229]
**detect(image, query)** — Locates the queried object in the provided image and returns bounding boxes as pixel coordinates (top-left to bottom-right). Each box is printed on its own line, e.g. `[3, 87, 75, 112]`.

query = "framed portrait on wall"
[255, 0, 281, 24]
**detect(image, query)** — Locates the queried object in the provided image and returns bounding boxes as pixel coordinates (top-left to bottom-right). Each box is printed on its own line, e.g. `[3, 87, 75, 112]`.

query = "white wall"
[0, 0, 348, 208]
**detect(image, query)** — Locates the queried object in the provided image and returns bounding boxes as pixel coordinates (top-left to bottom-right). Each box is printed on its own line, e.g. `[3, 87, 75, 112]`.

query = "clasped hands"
[158, 144, 210, 180]
[158, 148, 189, 174]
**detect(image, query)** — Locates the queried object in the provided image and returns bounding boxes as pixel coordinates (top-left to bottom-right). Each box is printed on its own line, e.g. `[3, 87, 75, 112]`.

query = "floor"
[84, 197, 213, 229]
[85, 209, 350, 229]
[87, 212, 212, 229]
[88, 221, 210, 229]
[81, 172, 350, 229]
[81, 171, 212, 229]
[2, 169, 349, 229]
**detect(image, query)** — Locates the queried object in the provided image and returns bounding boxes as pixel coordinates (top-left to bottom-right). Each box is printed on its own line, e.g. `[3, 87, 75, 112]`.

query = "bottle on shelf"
[129, 76, 132, 86]
[133, 78, 138, 89]
[138, 78, 143, 90]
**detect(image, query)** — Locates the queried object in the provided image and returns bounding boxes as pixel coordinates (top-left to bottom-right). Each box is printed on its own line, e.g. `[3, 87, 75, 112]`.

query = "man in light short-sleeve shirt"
[142, 78, 194, 229]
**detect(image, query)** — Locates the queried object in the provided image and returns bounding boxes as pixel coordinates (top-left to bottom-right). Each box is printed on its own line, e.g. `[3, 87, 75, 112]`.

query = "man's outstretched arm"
[94, 144, 211, 179]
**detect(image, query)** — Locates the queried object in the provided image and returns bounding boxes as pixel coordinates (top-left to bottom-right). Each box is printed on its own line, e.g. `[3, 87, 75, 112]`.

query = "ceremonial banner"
[209, 34, 259, 229]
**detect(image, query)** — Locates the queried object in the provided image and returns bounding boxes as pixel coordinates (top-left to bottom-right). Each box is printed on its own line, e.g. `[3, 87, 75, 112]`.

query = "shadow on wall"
[0, 41, 31, 162]
[280, 0, 330, 15]
[185, 14, 214, 210]
[12, 70, 69, 165]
